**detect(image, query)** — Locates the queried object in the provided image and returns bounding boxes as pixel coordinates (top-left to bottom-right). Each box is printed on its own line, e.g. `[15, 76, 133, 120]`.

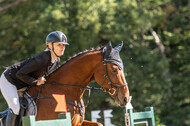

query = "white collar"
[50, 51, 58, 63]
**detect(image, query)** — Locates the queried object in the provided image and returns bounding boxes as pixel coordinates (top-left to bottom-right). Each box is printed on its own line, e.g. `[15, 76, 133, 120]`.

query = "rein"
[44, 59, 128, 99]
[32, 58, 128, 121]
[34, 58, 128, 106]
[45, 81, 104, 91]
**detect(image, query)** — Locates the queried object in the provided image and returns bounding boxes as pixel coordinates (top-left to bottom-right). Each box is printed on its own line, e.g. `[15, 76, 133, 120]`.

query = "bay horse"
[27, 42, 130, 126]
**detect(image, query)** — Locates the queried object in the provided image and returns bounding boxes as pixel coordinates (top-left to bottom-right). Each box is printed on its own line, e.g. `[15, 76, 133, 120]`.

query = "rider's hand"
[37, 76, 46, 86]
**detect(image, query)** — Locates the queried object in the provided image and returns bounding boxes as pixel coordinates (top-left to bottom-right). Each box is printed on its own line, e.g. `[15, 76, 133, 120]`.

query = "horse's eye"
[112, 68, 117, 73]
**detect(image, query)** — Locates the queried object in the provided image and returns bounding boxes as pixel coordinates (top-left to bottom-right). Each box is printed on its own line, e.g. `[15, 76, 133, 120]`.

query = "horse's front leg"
[82, 120, 103, 126]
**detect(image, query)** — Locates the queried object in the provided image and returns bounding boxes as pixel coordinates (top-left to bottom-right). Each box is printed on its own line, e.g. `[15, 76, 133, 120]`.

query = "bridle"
[31, 52, 128, 119]
[100, 59, 128, 96]
[33, 55, 128, 101]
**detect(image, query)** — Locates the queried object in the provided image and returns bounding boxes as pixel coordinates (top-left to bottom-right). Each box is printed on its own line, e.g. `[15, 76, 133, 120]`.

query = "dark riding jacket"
[4, 51, 60, 89]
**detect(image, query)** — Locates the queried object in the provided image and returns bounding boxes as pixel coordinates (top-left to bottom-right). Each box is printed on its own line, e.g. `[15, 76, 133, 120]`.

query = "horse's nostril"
[124, 97, 127, 105]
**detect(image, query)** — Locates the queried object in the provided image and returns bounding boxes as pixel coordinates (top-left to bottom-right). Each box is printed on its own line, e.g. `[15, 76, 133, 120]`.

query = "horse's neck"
[48, 50, 102, 87]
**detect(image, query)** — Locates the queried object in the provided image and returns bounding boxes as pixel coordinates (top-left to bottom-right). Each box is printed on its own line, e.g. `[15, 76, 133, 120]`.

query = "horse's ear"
[106, 41, 112, 54]
[114, 41, 123, 51]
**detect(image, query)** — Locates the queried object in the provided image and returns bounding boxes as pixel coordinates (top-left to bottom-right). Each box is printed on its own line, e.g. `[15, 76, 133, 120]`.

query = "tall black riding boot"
[5, 109, 17, 126]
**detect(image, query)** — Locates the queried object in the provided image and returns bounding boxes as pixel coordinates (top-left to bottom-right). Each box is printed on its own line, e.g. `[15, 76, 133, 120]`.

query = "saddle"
[0, 91, 36, 126]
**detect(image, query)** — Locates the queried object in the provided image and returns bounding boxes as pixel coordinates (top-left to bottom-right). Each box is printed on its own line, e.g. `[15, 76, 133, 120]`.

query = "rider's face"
[54, 43, 65, 56]
[49, 43, 65, 56]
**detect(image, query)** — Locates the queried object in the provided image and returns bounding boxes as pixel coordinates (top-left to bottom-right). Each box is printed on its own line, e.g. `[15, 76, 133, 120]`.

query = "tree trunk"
[150, 28, 173, 107]
[0, 0, 24, 12]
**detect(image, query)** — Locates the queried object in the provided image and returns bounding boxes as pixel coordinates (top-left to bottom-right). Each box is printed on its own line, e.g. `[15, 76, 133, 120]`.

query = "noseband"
[100, 59, 128, 96]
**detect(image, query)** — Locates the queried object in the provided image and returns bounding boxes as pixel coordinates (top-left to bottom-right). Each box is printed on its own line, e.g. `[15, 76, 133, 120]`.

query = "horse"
[27, 42, 130, 126]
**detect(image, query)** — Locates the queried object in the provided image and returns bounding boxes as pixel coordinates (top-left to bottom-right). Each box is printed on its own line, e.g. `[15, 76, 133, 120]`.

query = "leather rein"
[31, 58, 127, 121]
[45, 58, 128, 102]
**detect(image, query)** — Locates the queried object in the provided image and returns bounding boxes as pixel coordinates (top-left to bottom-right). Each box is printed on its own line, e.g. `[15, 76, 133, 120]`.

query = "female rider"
[0, 31, 69, 126]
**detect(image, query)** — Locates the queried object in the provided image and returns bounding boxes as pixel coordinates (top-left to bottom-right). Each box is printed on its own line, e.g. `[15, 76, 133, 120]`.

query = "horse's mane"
[50, 46, 104, 75]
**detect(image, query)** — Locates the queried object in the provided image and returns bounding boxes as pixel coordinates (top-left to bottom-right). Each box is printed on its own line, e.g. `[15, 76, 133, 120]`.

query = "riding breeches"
[0, 71, 20, 115]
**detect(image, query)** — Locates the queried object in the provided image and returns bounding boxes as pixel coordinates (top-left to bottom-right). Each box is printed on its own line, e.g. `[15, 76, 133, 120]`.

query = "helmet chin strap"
[51, 43, 60, 57]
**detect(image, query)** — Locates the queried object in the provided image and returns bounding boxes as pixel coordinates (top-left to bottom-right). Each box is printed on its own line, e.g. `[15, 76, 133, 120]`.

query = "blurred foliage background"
[0, 0, 189, 126]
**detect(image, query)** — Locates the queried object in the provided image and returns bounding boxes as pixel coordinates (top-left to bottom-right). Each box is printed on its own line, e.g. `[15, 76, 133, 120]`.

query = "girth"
[31, 83, 103, 122]
[33, 95, 85, 118]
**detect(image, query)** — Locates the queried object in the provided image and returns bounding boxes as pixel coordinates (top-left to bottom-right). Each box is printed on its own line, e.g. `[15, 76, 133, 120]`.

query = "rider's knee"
[11, 105, 20, 115]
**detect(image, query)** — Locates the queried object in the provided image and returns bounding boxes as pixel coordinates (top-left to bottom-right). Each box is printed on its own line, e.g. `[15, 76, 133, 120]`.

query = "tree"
[0, 0, 189, 125]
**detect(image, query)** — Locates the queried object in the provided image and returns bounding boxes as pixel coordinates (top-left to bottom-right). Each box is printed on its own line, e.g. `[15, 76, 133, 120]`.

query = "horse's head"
[94, 42, 130, 107]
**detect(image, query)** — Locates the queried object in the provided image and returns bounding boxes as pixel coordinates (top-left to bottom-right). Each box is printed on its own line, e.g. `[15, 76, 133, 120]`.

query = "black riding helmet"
[46, 31, 69, 57]
[46, 31, 69, 45]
